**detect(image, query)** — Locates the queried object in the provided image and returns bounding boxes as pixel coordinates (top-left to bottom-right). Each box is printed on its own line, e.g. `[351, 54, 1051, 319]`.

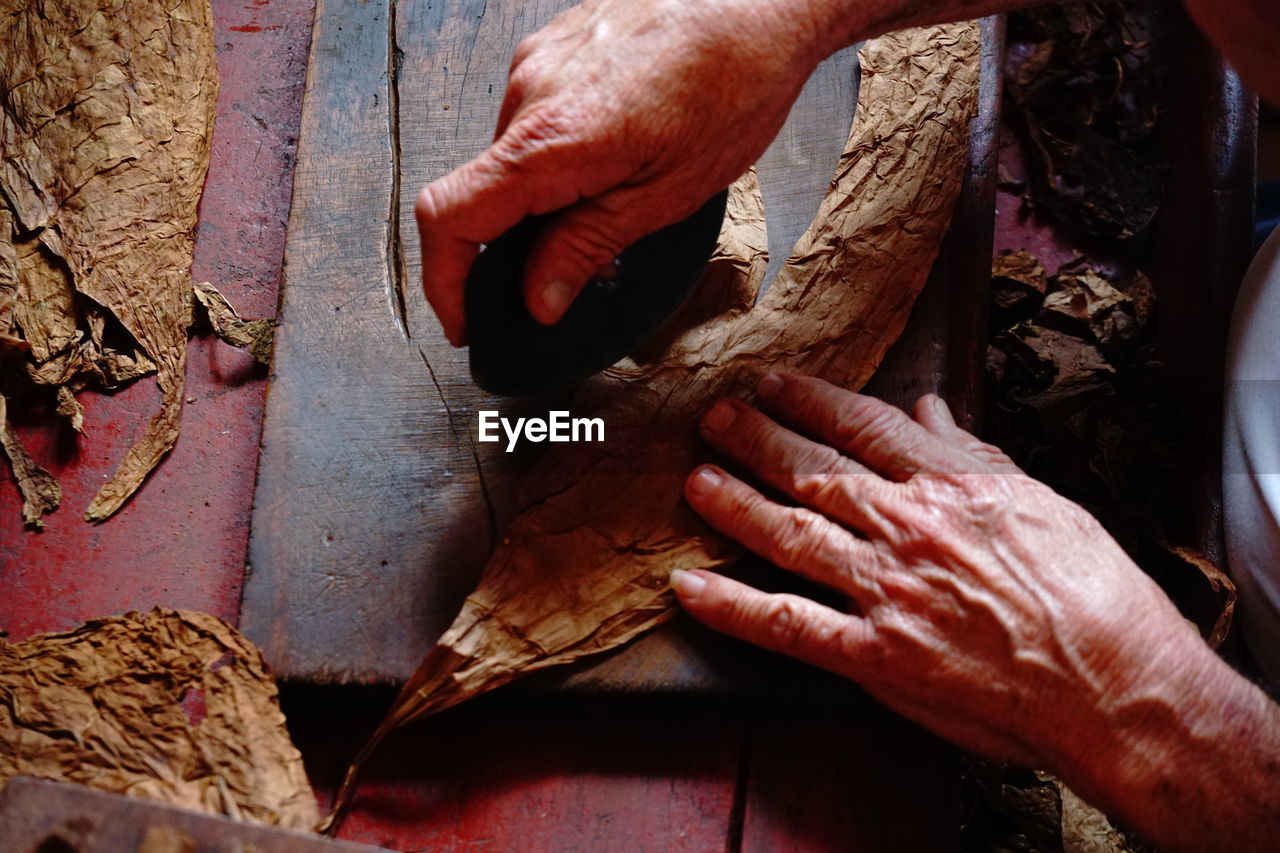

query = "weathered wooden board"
[0, 777, 388, 853]
[288, 689, 747, 850]
[242, 0, 1000, 686]
[740, 714, 958, 852]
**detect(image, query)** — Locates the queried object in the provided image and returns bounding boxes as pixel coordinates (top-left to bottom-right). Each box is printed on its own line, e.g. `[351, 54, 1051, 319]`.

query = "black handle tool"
[464, 190, 729, 396]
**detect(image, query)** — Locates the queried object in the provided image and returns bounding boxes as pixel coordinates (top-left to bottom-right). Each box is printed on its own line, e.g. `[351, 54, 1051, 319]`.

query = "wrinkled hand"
[673, 374, 1219, 778]
[416, 0, 829, 345]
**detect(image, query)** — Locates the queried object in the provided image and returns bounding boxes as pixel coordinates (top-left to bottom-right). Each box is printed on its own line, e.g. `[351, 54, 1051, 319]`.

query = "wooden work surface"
[241, 0, 1003, 687]
[0, 1, 1257, 849]
[0, 3, 963, 847]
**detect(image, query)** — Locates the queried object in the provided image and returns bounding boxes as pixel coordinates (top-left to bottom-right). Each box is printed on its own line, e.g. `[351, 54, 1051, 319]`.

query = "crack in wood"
[418, 345, 498, 550]
[386, 0, 410, 339]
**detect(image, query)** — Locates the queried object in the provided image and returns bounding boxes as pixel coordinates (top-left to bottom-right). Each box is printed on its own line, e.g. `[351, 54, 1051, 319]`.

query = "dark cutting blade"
[465, 190, 728, 396]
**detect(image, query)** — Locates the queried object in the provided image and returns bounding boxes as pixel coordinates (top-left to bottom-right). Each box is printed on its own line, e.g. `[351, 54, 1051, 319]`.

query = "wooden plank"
[0, 777, 388, 853]
[242, 0, 496, 682]
[243, 1, 1000, 687]
[1147, 12, 1257, 566]
[740, 710, 958, 851]
[285, 688, 746, 851]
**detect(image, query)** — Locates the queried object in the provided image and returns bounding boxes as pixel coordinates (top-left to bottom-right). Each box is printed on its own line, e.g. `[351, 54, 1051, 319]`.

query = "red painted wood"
[0, 11, 748, 849]
[288, 692, 745, 852]
[0, 0, 315, 640]
[742, 713, 958, 852]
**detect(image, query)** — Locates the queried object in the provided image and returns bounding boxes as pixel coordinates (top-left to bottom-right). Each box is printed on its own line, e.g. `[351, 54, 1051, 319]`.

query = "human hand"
[415, 0, 832, 345]
[673, 374, 1221, 780]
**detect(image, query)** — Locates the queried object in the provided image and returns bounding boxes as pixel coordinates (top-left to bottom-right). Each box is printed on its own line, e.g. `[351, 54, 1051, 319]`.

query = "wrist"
[723, 0, 847, 73]
[1048, 632, 1272, 845]
[785, 0, 870, 62]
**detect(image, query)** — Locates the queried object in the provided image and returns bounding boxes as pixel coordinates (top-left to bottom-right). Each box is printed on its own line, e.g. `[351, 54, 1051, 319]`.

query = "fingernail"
[670, 569, 706, 598]
[540, 279, 573, 319]
[757, 373, 783, 400]
[703, 400, 736, 434]
[688, 465, 722, 497]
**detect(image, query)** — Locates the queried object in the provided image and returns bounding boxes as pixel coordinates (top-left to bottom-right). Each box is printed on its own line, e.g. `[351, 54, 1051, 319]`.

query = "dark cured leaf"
[1005, 4, 1169, 241]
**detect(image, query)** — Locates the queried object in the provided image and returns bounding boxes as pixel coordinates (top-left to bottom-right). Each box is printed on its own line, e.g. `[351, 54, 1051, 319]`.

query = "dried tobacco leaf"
[991, 249, 1047, 314]
[1041, 269, 1133, 347]
[0, 608, 319, 831]
[1056, 779, 1139, 852]
[194, 282, 275, 365]
[960, 761, 1067, 853]
[0, 395, 60, 527]
[1141, 541, 1237, 649]
[0, 0, 249, 524]
[960, 760, 1143, 853]
[628, 169, 767, 365]
[999, 327, 1116, 411]
[1006, 4, 1169, 241]
[325, 22, 983, 826]
[54, 386, 83, 433]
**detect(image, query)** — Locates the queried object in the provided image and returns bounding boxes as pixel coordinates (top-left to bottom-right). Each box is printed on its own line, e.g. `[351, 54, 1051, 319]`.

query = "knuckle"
[506, 55, 546, 98]
[833, 400, 905, 449]
[957, 470, 1004, 499]
[414, 184, 443, 223]
[510, 34, 540, 70]
[761, 597, 809, 652]
[970, 440, 1017, 469]
[557, 217, 626, 264]
[723, 489, 767, 537]
[891, 491, 951, 546]
[492, 108, 579, 168]
[791, 469, 838, 506]
[768, 508, 826, 568]
[789, 448, 850, 507]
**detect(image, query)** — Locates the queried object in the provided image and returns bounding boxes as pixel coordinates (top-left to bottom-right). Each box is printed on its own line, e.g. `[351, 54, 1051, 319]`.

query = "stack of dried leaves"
[960, 761, 1154, 853]
[324, 21, 984, 828]
[985, 249, 1235, 645]
[969, 250, 1235, 852]
[1005, 3, 1170, 240]
[0, 0, 270, 527]
[0, 608, 318, 830]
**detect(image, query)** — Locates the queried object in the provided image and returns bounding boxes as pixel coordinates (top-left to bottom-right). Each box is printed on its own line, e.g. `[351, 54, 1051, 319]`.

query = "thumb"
[522, 187, 687, 325]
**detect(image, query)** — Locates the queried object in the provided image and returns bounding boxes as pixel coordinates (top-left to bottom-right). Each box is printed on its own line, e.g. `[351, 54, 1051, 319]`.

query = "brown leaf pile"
[1005, 3, 1169, 241]
[985, 251, 1235, 646]
[325, 21, 983, 825]
[0, 608, 319, 830]
[961, 762, 1147, 853]
[0, 0, 267, 526]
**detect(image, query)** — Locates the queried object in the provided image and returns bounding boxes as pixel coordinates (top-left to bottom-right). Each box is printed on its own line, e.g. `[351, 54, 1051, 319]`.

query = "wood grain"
[242, 0, 493, 681]
[296, 694, 746, 851]
[740, 712, 958, 852]
[1147, 10, 1257, 567]
[243, 0, 1001, 686]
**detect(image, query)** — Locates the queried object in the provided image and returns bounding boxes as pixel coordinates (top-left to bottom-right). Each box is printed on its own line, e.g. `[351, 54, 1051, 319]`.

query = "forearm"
[793, 0, 1280, 104]
[788, 0, 1045, 60]
[1059, 642, 1280, 851]
[1184, 0, 1280, 103]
